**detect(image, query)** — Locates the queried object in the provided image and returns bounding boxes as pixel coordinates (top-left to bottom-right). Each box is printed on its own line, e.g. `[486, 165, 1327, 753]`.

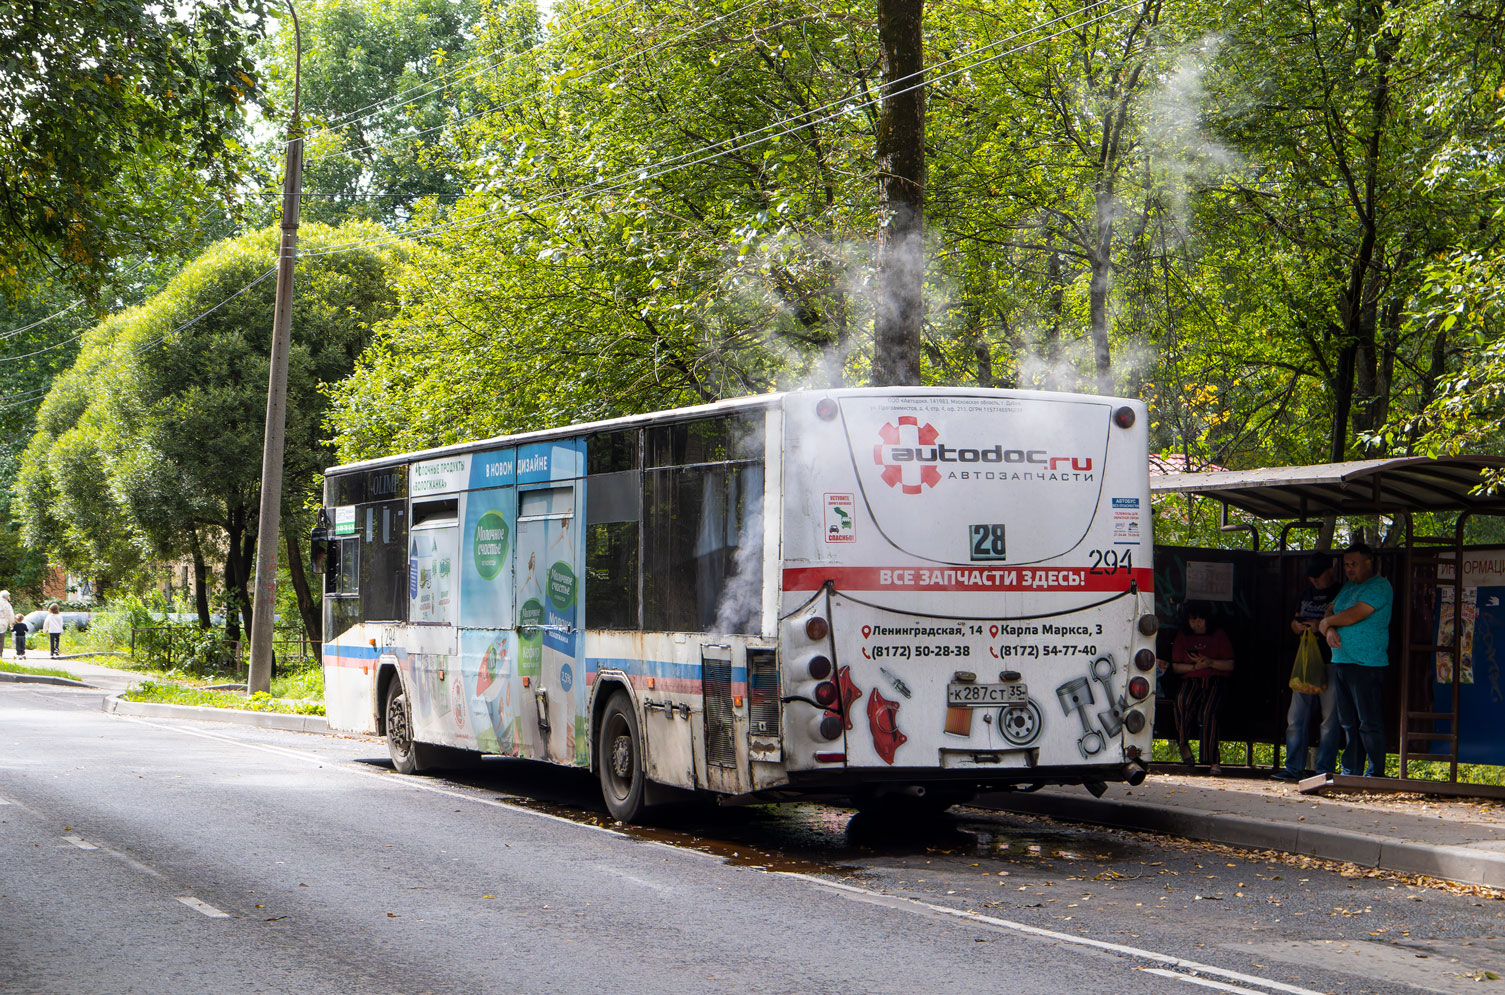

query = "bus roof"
[324, 386, 1126, 477]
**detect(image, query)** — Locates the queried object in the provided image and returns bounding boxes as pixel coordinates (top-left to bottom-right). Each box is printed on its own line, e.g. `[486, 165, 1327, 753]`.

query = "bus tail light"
[1123, 711, 1146, 734]
[805, 616, 829, 641]
[814, 752, 846, 763]
[1137, 614, 1159, 636]
[812, 711, 843, 741]
[814, 681, 839, 707]
[1113, 406, 1136, 428]
[1133, 649, 1156, 671]
[807, 654, 832, 680]
[1127, 676, 1151, 701]
[816, 397, 838, 421]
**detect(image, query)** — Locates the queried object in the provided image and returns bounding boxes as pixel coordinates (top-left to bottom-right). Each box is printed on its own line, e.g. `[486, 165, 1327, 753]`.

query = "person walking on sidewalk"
[43, 603, 64, 658]
[1319, 542, 1393, 777]
[0, 591, 13, 658]
[1170, 602, 1236, 774]
[1274, 553, 1344, 782]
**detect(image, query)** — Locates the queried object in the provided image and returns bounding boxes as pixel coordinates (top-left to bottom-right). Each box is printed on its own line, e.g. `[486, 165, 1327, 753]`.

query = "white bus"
[314, 388, 1158, 822]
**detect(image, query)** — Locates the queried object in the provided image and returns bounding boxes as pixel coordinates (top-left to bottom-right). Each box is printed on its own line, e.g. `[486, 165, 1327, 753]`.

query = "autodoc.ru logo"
[873, 416, 1093, 494]
[873, 416, 942, 494]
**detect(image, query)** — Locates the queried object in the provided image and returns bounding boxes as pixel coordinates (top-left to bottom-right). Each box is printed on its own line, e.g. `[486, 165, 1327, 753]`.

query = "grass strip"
[0, 661, 83, 681]
[125, 680, 325, 716]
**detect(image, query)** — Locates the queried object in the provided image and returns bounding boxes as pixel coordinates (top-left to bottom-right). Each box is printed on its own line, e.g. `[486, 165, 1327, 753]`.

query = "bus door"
[516, 482, 584, 764]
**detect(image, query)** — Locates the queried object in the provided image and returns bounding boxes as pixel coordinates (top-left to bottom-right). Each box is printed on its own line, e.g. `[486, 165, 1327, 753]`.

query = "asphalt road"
[2, 682, 1499, 994]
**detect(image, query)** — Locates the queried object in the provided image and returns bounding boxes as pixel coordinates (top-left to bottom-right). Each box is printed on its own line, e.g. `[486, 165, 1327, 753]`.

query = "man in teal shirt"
[1318, 542, 1393, 777]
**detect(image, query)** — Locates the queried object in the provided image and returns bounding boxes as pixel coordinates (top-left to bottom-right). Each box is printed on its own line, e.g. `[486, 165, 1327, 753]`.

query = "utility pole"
[247, 2, 303, 695]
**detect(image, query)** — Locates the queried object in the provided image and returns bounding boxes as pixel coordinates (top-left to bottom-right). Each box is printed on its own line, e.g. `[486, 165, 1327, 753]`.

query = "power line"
[302, 0, 1138, 259]
[0, 300, 85, 341]
[299, 0, 635, 148]
[305, 0, 766, 169]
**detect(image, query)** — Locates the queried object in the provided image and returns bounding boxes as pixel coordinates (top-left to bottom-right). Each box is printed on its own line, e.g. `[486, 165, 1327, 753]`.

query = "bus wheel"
[598, 692, 646, 822]
[385, 681, 437, 775]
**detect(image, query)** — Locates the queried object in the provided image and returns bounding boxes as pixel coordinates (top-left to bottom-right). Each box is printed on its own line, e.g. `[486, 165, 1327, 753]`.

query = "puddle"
[361, 756, 1145, 875]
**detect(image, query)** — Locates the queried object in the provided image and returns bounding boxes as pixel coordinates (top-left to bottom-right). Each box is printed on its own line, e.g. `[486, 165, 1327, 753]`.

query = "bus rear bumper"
[728, 760, 1149, 807]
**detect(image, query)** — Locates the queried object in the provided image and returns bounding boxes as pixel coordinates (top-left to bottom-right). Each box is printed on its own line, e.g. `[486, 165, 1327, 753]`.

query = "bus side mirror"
[310, 518, 331, 577]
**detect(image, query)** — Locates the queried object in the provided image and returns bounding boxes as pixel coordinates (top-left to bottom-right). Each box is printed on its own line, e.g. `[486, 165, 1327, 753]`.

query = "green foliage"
[16, 222, 404, 621]
[256, 0, 486, 226]
[0, 0, 269, 292]
[0, 662, 82, 682]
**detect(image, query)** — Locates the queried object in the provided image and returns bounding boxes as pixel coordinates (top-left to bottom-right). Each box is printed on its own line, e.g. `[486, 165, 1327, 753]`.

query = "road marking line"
[118, 714, 1319, 991]
[61, 835, 98, 850]
[1141, 968, 1283, 994]
[177, 897, 230, 918]
[116, 716, 640, 842]
[781, 873, 1327, 995]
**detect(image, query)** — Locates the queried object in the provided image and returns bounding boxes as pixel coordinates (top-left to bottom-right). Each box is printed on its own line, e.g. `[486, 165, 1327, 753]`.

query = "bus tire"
[598, 692, 646, 823]
[385, 680, 440, 775]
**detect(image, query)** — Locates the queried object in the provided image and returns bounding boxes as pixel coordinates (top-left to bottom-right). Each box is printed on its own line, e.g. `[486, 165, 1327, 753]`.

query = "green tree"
[17, 222, 404, 640]
[257, 0, 487, 227]
[0, 0, 268, 293]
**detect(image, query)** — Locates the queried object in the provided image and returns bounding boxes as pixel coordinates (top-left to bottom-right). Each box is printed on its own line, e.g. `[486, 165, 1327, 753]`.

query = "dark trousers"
[1333, 663, 1387, 776]
[1175, 676, 1225, 764]
[48, 633, 60, 656]
[13, 630, 23, 656]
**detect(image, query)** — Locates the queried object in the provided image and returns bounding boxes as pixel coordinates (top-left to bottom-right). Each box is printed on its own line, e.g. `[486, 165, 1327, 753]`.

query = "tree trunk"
[872, 0, 925, 386]
[1328, 336, 1357, 463]
[285, 528, 320, 643]
[189, 526, 211, 629]
[223, 513, 243, 644]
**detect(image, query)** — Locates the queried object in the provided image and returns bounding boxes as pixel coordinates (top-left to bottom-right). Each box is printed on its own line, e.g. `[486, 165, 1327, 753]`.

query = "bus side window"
[336, 538, 359, 595]
[586, 523, 638, 629]
[586, 469, 640, 630]
[358, 501, 407, 622]
[643, 463, 763, 634]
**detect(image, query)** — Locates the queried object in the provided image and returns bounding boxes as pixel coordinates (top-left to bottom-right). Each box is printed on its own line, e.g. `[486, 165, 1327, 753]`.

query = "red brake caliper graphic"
[837, 665, 862, 730]
[867, 688, 907, 764]
[873, 416, 942, 494]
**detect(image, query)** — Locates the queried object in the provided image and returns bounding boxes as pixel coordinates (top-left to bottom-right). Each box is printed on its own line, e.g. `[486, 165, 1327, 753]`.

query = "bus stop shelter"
[1149, 455, 1505, 798]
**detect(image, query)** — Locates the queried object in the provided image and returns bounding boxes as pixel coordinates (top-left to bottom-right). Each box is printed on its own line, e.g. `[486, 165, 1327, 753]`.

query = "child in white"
[43, 604, 64, 658]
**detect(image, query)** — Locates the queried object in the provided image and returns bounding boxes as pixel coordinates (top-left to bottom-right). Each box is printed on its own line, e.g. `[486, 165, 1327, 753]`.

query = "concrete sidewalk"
[978, 772, 1505, 889]
[9, 656, 1504, 889]
[2, 655, 329, 734]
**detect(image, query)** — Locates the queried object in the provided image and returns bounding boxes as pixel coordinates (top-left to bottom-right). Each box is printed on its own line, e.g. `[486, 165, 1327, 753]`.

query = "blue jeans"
[1283, 662, 1341, 776]
[1333, 663, 1387, 777]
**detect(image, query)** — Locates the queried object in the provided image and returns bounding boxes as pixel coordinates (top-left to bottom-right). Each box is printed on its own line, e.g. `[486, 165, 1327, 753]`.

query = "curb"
[977, 791, 1505, 889]
[102, 692, 330, 734]
[0, 671, 90, 688]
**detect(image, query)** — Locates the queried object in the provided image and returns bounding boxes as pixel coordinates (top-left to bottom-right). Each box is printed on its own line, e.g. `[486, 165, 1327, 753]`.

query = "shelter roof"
[1148, 456, 1505, 519]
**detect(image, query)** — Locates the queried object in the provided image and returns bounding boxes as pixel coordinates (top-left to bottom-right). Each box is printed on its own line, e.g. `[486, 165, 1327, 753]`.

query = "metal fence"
[129, 627, 318, 674]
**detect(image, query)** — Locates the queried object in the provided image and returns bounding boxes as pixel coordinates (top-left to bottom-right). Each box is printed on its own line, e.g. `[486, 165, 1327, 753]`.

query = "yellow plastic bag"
[1289, 629, 1327, 695]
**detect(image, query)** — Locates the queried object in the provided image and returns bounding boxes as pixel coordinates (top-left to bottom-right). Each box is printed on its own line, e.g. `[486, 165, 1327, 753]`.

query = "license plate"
[947, 682, 1028, 707]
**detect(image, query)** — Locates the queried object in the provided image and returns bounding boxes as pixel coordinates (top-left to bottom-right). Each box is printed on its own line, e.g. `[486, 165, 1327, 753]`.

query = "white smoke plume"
[1141, 35, 1241, 234]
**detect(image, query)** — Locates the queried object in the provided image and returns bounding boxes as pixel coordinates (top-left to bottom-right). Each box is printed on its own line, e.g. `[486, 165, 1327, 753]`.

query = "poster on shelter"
[1434, 552, 1505, 764]
[1185, 560, 1235, 602]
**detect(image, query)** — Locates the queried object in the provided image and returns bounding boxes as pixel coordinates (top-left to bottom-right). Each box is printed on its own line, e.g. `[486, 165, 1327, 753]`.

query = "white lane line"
[781, 873, 1328, 995]
[115, 716, 643, 843]
[61, 835, 98, 850]
[118, 715, 1317, 992]
[177, 897, 230, 918]
[1141, 968, 1285, 994]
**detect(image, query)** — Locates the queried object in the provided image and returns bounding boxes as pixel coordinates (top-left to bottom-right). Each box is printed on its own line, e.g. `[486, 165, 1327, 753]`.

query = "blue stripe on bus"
[324, 643, 380, 661]
[587, 656, 746, 684]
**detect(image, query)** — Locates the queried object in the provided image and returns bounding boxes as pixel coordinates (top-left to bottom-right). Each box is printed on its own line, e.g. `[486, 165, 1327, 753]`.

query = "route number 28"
[969, 523, 1007, 561]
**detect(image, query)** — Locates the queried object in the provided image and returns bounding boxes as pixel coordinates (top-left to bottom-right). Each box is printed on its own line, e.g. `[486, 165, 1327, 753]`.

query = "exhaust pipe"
[1124, 759, 1148, 786]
